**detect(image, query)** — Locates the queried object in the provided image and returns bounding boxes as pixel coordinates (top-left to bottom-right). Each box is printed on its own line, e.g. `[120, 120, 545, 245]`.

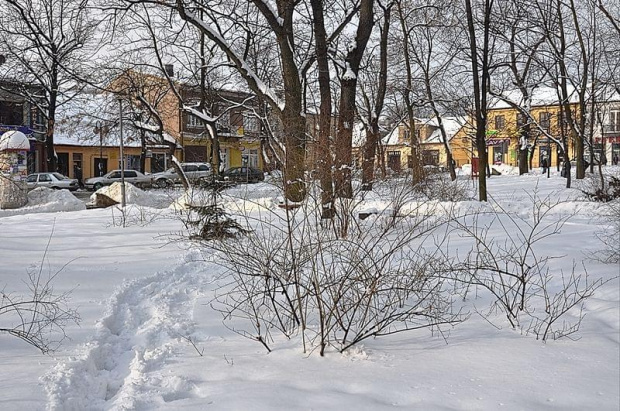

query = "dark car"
[220, 166, 265, 184]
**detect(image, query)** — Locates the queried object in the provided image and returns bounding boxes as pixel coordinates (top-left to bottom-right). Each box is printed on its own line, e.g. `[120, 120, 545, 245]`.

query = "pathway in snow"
[43, 250, 208, 411]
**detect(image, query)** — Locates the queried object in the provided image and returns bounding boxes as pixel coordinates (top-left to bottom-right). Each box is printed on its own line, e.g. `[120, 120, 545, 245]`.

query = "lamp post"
[118, 99, 126, 208]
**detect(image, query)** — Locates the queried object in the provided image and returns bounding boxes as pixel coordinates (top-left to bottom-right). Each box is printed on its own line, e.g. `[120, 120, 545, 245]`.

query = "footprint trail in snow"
[43, 250, 209, 410]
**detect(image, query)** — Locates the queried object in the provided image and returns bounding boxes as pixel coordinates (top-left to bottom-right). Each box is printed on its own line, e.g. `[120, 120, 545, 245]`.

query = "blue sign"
[0, 125, 35, 135]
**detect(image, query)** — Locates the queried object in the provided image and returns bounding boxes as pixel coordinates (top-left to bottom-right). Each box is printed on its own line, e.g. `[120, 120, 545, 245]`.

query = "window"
[39, 174, 51, 182]
[516, 113, 527, 128]
[246, 149, 259, 168]
[198, 164, 210, 171]
[539, 112, 551, 132]
[125, 171, 137, 178]
[27, 175, 38, 183]
[422, 150, 440, 166]
[216, 111, 230, 131]
[57, 153, 69, 176]
[243, 114, 260, 133]
[187, 114, 202, 128]
[494, 115, 505, 131]
[151, 153, 167, 173]
[610, 110, 620, 132]
[126, 155, 140, 171]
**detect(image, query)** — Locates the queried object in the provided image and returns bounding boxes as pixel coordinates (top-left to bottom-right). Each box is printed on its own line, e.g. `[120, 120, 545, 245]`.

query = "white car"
[151, 163, 212, 188]
[85, 170, 153, 191]
[26, 172, 79, 191]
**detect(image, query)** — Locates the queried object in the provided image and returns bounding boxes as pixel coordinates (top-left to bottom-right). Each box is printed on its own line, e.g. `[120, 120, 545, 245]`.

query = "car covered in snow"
[26, 172, 79, 191]
[85, 169, 153, 191]
[151, 163, 212, 188]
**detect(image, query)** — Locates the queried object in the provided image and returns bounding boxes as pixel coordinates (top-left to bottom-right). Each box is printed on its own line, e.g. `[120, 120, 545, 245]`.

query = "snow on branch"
[176, 5, 285, 112]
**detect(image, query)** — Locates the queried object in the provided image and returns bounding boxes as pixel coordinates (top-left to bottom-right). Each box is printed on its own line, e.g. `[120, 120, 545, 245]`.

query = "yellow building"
[369, 117, 469, 172]
[485, 88, 581, 169]
[53, 72, 265, 180]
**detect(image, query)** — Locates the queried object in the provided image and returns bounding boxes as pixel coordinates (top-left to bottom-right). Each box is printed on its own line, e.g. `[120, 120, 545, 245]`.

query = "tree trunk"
[334, 0, 374, 198]
[465, 0, 490, 202]
[361, 4, 390, 190]
[310, 0, 335, 217]
[361, 124, 380, 190]
[45, 82, 58, 172]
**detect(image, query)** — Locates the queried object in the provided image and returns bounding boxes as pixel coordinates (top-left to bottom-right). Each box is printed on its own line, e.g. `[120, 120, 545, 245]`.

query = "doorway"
[94, 158, 107, 177]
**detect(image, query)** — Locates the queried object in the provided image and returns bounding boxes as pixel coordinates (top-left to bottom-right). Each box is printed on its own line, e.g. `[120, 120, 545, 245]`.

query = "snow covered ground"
[0, 169, 618, 411]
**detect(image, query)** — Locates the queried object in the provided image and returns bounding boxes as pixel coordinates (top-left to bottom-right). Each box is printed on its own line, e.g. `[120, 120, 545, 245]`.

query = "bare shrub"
[577, 174, 620, 202]
[445, 193, 606, 341]
[194, 181, 463, 355]
[594, 199, 620, 264]
[415, 172, 475, 202]
[0, 225, 80, 353]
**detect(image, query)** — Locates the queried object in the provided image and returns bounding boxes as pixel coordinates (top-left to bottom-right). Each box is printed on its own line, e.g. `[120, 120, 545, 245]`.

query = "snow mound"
[169, 188, 213, 210]
[458, 163, 519, 176]
[0, 187, 85, 217]
[94, 182, 171, 208]
[492, 163, 519, 175]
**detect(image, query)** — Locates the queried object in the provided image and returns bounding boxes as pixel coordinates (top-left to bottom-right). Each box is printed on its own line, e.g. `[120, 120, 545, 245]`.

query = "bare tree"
[0, 0, 99, 172]
[490, 0, 547, 175]
[536, 0, 601, 181]
[464, 0, 495, 201]
[393, 0, 424, 184]
[406, 0, 461, 181]
[115, 0, 312, 202]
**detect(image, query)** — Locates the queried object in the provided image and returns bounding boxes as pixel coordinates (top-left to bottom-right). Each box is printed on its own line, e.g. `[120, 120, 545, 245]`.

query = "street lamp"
[118, 98, 126, 208]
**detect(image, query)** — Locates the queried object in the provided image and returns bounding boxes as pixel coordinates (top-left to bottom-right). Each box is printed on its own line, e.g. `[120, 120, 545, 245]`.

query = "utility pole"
[119, 99, 126, 208]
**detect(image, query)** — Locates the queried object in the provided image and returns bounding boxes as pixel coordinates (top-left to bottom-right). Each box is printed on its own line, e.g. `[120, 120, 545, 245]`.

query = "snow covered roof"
[54, 90, 178, 148]
[490, 85, 620, 110]
[422, 117, 467, 144]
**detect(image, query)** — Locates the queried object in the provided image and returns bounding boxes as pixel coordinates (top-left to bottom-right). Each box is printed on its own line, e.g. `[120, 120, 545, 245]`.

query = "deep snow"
[0, 169, 618, 411]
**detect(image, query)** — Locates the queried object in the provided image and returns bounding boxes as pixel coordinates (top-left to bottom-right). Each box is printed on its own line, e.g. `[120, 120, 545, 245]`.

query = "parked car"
[26, 172, 79, 191]
[151, 162, 212, 188]
[84, 170, 153, 191]
[220, 166, 265, 184]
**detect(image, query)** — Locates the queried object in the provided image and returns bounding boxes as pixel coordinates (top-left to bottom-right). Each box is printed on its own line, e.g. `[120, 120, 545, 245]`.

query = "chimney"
[164, 64, 174, 78]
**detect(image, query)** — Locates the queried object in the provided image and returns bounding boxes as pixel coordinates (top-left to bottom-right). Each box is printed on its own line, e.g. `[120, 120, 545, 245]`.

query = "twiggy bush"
[415, 172, 475, 202]
[196, 180, 463, 355]
[594, 199, 620, 264]
[577, 174, 620, 202]
[0, 225, 80, 353]
[445, 193, 605, 341]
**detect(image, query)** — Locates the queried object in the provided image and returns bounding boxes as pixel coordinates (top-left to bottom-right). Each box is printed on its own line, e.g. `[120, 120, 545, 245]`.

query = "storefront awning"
[486, 138, 510, 146]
